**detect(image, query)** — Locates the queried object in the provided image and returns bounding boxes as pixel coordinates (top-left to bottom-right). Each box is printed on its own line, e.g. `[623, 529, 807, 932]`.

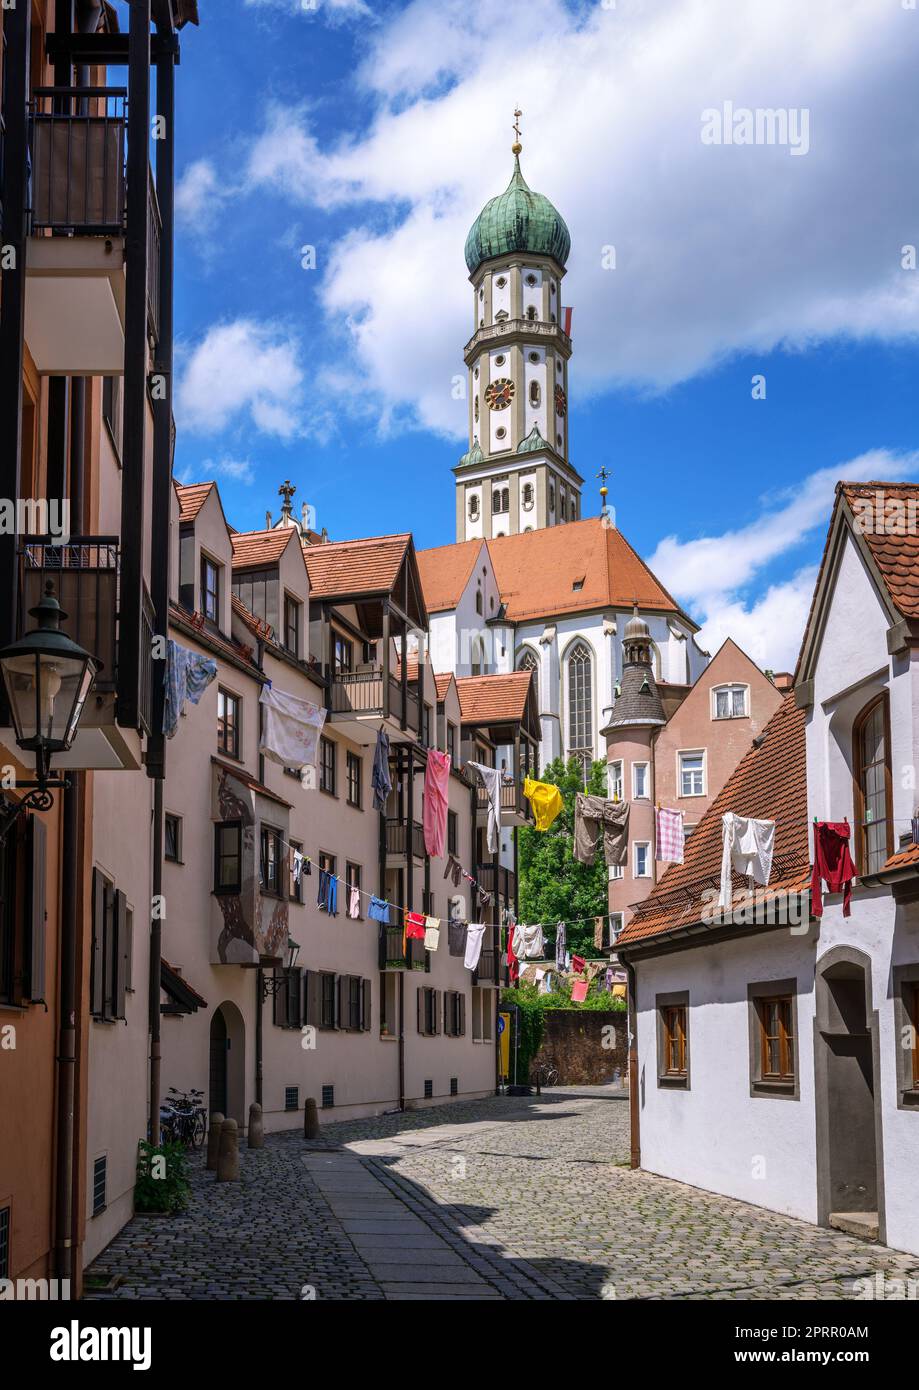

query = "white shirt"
[720, 812, 775, 909]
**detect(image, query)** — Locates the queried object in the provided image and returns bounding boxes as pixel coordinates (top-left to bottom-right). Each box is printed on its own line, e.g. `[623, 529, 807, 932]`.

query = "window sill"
[346, 800, 362, 811]
[319, 788, 337, 799]
[657, 1074, 689, 1089]
[259, 890, 284, 902]
[751, 1079, 798, 1100]
[217, 750, 243, 765]
[899, 1089, 919, 1108]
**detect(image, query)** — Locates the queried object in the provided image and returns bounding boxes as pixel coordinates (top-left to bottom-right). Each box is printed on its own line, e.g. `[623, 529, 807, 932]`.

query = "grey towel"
[448, 920, 468, 956]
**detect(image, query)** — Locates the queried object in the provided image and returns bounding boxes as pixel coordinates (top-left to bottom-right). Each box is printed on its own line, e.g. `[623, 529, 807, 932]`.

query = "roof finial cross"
[597, 466, 612, 515]
[512, 108, 522, 155]
[278, 479, 296, 518]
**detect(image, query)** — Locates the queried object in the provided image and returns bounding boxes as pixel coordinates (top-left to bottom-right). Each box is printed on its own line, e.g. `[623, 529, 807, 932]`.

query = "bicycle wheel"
[193, 1110, 207, 1147]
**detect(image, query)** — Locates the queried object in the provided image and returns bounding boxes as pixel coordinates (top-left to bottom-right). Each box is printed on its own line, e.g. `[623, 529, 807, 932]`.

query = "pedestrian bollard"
[303, 1097, 320, 1141]
[216, 1118, 239, 1182]
[248, 1102, 264, 1149]
[206, 1112, 224, 1171]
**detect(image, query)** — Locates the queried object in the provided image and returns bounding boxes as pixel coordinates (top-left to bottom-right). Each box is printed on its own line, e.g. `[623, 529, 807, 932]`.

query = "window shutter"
[91, 870, 105, 1017]
[417, 985, 424, 1034]
[443, 992, 452, 1037]
[27, 816, 47, 1003]
[113, 889, 128, 1020]
[304, 970, 322, 1026]
[458, 992, 466, 1037]
[272, 970, 286, 1027]
[337, 975, 348, 1031]
[433, 990, 441, 1035]
[291, 969, 302, 1028]
[361, 978, 371, 1031]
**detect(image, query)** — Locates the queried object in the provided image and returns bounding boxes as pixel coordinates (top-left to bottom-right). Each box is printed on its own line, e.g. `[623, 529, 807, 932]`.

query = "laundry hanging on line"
[811, 820, 856, 918]
[655, 806, 685, 864]
[719, 812, 775, 908]
[163, 639, 217, 738]
[423, 749, 451, 858]
[523, 776, 564, 832]
[573, 793, 629, 867]
[259, 683, 326, 771]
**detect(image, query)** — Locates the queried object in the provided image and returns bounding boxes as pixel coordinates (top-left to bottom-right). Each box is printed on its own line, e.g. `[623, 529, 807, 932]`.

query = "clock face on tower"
[554, 384, 568, 418]
[484, 378, 515, 410]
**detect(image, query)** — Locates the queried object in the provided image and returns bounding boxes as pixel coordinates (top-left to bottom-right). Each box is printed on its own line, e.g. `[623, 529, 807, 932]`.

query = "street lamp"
[0, 581, 99, 835]
[259, 937, 302, 999]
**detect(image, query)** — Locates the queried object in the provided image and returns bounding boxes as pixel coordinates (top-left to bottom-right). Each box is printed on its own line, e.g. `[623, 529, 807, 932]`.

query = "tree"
[517, 756, 610, 957]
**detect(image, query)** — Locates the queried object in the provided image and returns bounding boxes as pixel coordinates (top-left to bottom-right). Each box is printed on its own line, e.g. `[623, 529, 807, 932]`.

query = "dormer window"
[712, 684, 749, 720]
[201, 553, 220, 625]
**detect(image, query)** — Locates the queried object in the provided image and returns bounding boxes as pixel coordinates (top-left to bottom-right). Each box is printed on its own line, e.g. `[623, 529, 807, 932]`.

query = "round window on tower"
[496, 427, 507, 440]
[557, 433, 563, 447]
[525, 273, 537, 287]
[495, 354, 506, 367]
[495, 275, 507, 288]
[529, 351, 540, 363]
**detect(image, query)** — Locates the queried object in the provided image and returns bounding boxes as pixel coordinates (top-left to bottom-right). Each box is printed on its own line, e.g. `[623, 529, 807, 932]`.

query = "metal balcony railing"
[476, 863, 516, 904]
[378, 923, 427, 971]
[19, 536, 119, 691]
[384, 818, 426, 860]
[477, 778, 527, 818]
[330, 668, 420, 732]
[28, 87, 126, 235]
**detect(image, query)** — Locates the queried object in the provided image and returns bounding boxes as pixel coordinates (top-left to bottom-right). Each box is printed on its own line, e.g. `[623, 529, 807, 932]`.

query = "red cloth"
[811, 821, 857, 918]
[423, 750, 451, 858]
[570, 980, 588, 1003]
[404, 911, 426, 939]
[507, 927, 519, 985]
[571, 954, 586, 974]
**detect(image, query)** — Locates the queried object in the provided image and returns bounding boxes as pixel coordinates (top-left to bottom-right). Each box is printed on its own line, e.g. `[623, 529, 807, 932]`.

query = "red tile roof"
[617, 694, 810, 948]
[174, 480, 216, 522]
[434, 672, 455, 701]
[231, 527, 300, 569]
[169, 602, 262, 675]
[417, 539, 485, 613]
[840, 482, 919, 619]
[231, 593, 274, 642]
[211, 756, 292, 809]
[303, 534, 411, 599]
[456, 670, 533, 724]
[882, 841, 919, 871]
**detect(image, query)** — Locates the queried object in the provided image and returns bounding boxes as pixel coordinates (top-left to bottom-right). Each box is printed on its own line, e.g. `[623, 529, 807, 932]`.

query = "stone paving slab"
[86, 1086, 919, 1301]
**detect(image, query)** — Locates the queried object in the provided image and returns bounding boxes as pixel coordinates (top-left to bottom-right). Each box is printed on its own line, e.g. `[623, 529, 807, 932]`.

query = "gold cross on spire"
[512, 108, 522, 155]
[597, 466, 612, 515]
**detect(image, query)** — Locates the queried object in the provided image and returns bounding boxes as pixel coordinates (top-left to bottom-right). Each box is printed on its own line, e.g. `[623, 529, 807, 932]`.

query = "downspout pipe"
[625, 958, 640, 1169]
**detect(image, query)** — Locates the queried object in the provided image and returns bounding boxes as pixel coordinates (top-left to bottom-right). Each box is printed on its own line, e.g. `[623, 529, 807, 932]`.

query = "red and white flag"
[562, 306, 573, 336]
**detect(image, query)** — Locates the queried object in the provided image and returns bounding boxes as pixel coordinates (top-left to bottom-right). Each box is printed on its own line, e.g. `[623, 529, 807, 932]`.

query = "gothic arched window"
[567, 642, 593, 776]
[471, 636, 486, 676]
[469, 494, 479, 521]
[529, 381, 540, 407]
[522, 482, 534, 510]
[517, 648, 539, 711]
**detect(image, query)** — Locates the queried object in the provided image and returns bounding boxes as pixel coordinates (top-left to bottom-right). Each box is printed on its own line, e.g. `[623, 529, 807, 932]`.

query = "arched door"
[209, 1008, 228, 1118]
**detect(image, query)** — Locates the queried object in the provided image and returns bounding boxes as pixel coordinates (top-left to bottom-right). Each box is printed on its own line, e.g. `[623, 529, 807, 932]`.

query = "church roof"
[464, 156, 571, 276]
[487, 517, 692, 625]
[416, 539, 485, 613]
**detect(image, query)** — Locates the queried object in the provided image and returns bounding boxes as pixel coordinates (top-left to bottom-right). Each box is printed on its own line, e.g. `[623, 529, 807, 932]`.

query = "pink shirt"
[423, 750, 451, 859]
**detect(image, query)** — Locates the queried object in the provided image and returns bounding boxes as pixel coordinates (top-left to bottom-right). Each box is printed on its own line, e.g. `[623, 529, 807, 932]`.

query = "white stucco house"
[616, 480, 919, 1259]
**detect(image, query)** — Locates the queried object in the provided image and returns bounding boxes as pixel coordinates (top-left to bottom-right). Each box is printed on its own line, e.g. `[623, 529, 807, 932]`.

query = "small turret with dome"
[607, 605, 666, 730]
[454, 111, 583, 542]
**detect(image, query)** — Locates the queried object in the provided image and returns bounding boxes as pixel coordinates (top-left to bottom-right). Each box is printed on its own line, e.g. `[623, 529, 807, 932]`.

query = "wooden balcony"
[329, 668, 420, 745]
[476, 863, 516, 905]
[476, 777, 531, 827]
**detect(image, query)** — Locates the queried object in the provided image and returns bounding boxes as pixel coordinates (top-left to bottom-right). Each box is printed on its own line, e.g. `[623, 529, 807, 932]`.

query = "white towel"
[469, 762, 501, 854]
[424, 917, 440, 951]
[463, 923, 487, 971]
[719, 812, 775, 909]
[259, 684, 326, 770]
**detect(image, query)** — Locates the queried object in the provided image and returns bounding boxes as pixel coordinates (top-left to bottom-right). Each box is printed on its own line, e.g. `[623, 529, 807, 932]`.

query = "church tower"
[455, 120, 583, 542]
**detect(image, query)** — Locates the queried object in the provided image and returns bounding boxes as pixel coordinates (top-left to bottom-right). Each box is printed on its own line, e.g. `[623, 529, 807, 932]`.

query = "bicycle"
[160, 1088, 207, 1148]
[535, 1060, 560, 1089]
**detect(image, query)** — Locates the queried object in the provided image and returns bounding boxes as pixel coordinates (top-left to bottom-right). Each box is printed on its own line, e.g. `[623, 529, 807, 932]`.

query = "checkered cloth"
[655, 806, 685, 864]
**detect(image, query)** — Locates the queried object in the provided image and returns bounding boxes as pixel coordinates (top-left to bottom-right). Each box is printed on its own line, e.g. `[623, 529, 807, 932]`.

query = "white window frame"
[678, 748, 706, 798]
[609, 912, 624, 943]
[608, 862, 623, 881]
[632, 761, 650, 800]
[633, 841, 651, 878]
[608, 759, 623, 801]
[711, 683, 749, 720]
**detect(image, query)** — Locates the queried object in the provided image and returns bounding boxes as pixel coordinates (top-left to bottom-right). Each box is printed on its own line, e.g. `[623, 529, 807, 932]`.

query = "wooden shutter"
[113, 889, 128, 1020]
[290, 969, 302, 1027]
[91, 869, 105, 1017]
[27, 816, 46, 1003]
[361, 978, 371, 1031]
[304, 970, 322, 1027]
[272, 970, 286, 1027]
[338, 975, 348, 1031]
[458, 992, 466, 1037]
[443, 991, 452, 1037]
[417, 985, 425, 1034]
[433, 989, 441, 1035]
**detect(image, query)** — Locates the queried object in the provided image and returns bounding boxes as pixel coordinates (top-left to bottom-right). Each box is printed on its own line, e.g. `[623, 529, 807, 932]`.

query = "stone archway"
[209, 1000, 245, 1125]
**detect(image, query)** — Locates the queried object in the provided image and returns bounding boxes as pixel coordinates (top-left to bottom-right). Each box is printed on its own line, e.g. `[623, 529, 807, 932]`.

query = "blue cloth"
[371, 727, 392, 811]
[163, 639, 217, 738]
[317, 869, 338, 915]
[369, 896, 389, 923]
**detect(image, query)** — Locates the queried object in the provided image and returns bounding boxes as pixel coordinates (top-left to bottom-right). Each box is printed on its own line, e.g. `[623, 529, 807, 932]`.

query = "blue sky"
[125, 0, 919, 668]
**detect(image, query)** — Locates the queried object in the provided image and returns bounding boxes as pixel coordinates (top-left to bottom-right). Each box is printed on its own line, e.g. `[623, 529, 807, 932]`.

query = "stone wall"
[529, 1010, 628, 1085]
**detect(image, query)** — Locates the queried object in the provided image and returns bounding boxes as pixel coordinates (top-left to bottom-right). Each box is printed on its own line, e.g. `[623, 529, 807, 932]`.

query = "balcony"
[23, 86, 163, 371]
[384, 818, 426, 861]
[378, 923, 427, 972]
[476, 776, 532, 827]
[463, 316, 572, 368]
[329, 668, 420, 746]
[476, 863, 516, 905]
[12, 537, 141, 770]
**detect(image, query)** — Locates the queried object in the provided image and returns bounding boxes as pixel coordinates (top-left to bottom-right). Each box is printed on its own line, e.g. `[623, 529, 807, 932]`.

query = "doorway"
[814, 948, 884, 1240]
[208, 1002, 245, 1124]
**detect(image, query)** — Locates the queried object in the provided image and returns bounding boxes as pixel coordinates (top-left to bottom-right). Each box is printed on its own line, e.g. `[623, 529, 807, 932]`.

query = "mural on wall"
[211, 762, 289, 965]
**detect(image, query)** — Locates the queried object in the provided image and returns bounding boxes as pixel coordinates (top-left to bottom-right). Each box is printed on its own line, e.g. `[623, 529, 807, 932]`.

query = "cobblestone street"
[88, 1087, 919, 1300]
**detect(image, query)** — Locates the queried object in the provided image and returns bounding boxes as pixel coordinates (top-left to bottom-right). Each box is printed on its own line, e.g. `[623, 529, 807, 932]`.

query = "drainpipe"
[625, 958, 640, 1169]
[255, 636, 266, 1109]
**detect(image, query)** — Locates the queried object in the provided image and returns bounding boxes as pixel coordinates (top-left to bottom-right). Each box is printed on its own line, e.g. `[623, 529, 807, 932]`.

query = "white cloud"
[176, 319, 305, 439]
[243, 0, 372, 21]
[234, 0, 919, 438]
[649, 450, 919, 670]
[175, 159, 231, 232]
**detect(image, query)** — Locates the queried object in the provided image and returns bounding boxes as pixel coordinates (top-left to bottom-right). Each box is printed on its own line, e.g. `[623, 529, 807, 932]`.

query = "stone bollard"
[247, 1102, 264, 1149]
[206, 1112, 224, 1171]
[303, 1097, 320, 1141]
[216, 1118, 239, 1182]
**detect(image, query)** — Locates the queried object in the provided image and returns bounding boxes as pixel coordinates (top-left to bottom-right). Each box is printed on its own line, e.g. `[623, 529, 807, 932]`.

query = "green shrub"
[500, 982, 626, 1081]
[134, 1139, 191, 1214]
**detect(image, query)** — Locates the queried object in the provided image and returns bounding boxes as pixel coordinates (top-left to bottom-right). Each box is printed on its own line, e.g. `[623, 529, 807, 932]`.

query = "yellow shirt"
[523, 777, 564, 832]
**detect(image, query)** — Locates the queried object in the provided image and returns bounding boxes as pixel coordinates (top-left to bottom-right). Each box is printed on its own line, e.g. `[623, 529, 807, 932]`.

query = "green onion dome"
[464, 156, 571, 276]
